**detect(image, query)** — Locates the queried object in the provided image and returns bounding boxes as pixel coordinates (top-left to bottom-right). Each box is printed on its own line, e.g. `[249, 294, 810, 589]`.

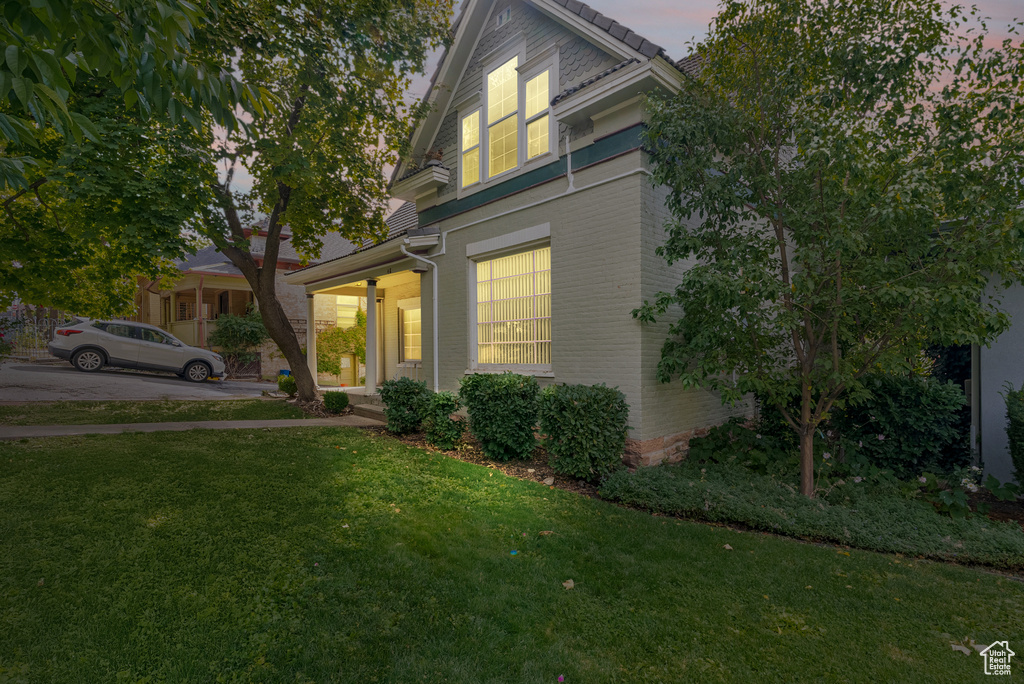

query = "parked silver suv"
[48, 319, 225, 382]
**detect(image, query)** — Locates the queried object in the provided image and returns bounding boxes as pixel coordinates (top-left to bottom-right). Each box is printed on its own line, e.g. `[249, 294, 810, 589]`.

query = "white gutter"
[399, 244, 440, 392]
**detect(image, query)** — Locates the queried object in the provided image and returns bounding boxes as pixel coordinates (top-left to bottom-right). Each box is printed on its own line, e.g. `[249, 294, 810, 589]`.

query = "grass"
[1, 428, 1021, 682]
[0, 399, 306, 425]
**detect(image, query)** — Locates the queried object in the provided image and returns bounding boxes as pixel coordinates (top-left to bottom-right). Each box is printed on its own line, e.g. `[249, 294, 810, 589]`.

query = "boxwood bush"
[829, 374, 967, 478]
[459, 373, 538, 461]
[600, 461, 1024, 569]
[539, 383, 628, 481]
[277, 374, 297, 398]
[422, 391, 465, 450]
[379, 378, 430, 434]
[323, 391, 350, 414]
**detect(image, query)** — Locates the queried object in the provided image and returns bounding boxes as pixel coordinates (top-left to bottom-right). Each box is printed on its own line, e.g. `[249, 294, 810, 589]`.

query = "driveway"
[0, 361, 276, 402]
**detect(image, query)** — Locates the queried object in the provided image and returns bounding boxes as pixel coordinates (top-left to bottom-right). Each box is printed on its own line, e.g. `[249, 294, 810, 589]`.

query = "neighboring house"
[975, 281, 1024, 483]
[133, 220, 359, 378]
[284, 0, 739, 466]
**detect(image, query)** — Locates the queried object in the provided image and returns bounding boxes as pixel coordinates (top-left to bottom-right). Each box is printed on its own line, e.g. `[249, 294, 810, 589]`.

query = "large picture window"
[476, 246, 551, 366]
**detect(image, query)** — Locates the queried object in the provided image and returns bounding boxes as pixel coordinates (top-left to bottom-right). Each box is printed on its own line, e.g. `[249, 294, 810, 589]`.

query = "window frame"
[482, 49, 524, 183]
[458, 44, 558, 199]
[397, 297, 422, 365]
[519, 56, 556, 166]
[466, 224, 553, 377]
[459, 109, 482, 189]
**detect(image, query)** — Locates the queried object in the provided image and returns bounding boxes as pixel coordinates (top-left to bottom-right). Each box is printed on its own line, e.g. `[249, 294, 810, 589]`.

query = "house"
[284, 0, 739, 465]
[975, 281, 1024, 483]
[133, 220, 360, 378]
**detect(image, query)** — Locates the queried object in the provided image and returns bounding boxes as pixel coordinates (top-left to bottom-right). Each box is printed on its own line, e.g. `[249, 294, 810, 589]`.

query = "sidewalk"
[0, 415, 383, 440]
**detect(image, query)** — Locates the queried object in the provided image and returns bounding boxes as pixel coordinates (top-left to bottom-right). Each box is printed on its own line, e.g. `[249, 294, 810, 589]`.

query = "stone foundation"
[624, 427, 714, 468]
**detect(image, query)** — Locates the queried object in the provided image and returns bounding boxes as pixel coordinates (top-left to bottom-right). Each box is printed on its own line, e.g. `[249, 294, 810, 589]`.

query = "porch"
[156, 274, 254, 348]
[303, 269, 425, 394]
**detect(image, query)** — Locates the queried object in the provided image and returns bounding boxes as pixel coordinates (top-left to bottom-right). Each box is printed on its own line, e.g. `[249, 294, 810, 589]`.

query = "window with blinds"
[400, 306, 421, 363]
[476, 246, 551, 366]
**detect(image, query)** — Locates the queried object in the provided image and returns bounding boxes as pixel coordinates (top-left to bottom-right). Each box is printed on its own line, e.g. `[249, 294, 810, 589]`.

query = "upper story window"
[460, 50, 554, 190]
[487, 55, 519, 178]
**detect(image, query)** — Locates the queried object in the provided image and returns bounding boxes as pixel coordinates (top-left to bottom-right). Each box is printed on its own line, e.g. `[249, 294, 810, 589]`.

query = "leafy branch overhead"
[636, 0, 1024, 496]
[0, 0, 273, 190]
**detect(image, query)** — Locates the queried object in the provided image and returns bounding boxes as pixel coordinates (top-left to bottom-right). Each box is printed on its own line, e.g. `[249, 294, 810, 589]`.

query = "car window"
[140, 328, 175, 345]
[104, 324, 135, 339]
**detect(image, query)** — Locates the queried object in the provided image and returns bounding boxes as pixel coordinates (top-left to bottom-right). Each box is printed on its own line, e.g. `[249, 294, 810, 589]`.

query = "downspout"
[400, 244, 440, 392]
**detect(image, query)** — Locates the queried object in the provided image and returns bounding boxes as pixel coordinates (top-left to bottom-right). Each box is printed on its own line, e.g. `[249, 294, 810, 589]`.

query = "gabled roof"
[174, 225, 363, 277]
[281, 202, 420, 276]
[392, 0, 687, 186]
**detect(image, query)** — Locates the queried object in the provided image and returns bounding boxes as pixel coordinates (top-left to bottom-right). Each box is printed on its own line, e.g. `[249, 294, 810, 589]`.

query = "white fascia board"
[402, 0, 492, 172]
[283, 241, 410, 289]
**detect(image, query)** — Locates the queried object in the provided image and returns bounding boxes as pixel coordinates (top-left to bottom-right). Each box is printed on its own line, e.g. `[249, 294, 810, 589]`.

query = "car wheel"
[72, 349, 104, 372]
[183, 361, 211, 383]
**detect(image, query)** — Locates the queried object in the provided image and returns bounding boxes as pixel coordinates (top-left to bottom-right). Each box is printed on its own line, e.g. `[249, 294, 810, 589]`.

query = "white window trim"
[466, 224, 552, 376]
[459, 108, 482, 191]
[456, 43, 559, 200]
[518, 50, 557, 169]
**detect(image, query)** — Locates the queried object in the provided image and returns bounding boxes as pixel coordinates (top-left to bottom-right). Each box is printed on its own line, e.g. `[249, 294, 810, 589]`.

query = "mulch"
[970, 489, 1024, 530]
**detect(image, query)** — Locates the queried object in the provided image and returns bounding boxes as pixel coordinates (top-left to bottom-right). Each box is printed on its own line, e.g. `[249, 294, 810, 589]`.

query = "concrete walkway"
[0, 415, 383, 440]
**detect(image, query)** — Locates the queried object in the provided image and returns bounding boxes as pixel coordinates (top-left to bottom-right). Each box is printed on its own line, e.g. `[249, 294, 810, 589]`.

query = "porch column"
[195, 279, 204, 346]
[365, 279, 377, 395]
[306, 293, 317, 385]
[169, 291, 177, 326]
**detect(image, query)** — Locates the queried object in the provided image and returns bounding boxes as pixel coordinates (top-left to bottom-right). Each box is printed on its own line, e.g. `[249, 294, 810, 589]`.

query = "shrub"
[422, 391, 465, 449]
[600, 461, 1024, 569]
[829, 374, 967, 479]
[1005, 383, 1024, 482]
[323, 391, 350, 414]
[687, 417, 798, 476]
[538, 383, 629, 481]
[379, 377, 430, 434]
[208, 307, 270, 364]
[459, 373, 538, 461]
[277, 374, 297, 397]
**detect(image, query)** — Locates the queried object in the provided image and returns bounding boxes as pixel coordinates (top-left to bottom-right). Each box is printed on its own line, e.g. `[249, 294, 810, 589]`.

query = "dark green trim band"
[418, 124, 644, 225]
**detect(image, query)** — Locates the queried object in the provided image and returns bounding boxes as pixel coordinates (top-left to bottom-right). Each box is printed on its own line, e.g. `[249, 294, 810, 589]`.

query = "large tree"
[635, 0, 1024, 496]
[204, 0, 452, 402]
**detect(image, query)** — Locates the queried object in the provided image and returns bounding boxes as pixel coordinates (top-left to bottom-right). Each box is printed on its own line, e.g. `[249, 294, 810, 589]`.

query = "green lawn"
[0, 399, 306, 425]
[1, 428, 1020, 682]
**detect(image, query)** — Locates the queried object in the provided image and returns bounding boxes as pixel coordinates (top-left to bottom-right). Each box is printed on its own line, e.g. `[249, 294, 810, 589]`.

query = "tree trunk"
[799, 428, 815, 498]
[254, 277, 318, 403]
[799, 379, 815, 497]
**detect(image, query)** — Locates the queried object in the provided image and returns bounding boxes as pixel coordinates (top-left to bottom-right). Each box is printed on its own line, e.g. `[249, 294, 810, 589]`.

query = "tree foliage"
[0, 0, 269, 189]
[636, 0, 1024, 496]
[0, 79, 216, 315]
[203, 0, 453, 402]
